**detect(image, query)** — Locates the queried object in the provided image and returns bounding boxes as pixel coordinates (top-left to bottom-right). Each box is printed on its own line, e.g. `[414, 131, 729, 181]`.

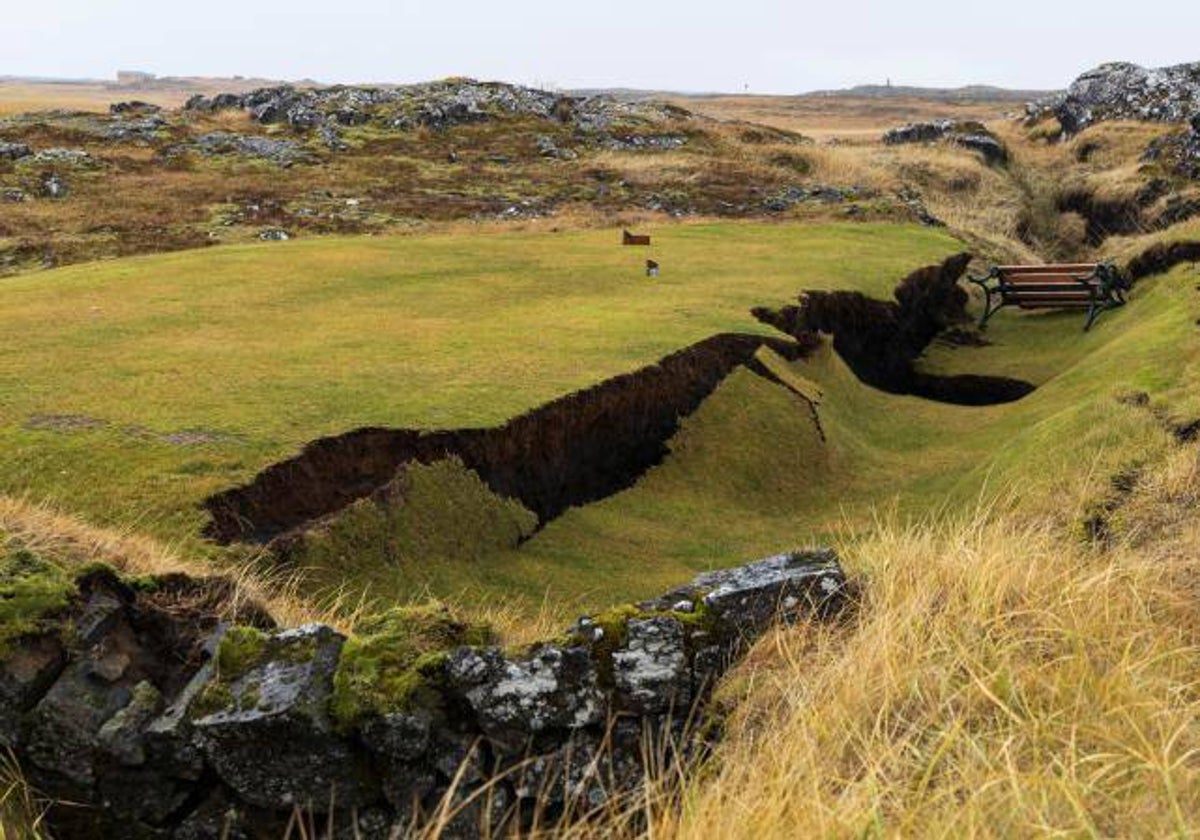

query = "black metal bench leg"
[1083, 289, 1106, 332]
[979, 291, 1002, 329]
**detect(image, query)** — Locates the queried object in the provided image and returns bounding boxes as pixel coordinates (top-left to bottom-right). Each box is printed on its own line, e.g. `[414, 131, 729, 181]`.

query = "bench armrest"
[967, 266, 1000, 288]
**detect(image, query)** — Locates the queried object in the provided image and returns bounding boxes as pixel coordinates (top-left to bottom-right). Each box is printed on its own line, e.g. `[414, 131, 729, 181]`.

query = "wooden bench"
[968, 261, 1127, 331]
[623, 229, 651, 246]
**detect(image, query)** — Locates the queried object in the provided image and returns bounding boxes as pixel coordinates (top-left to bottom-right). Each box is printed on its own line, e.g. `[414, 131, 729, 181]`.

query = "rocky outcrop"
[0, 141, 31, 161]
[189, 132, 309, 167]
[203, 333, 809, 546]
[1142, 119, 1200, 181]
[1030, 61, 1200, 134]
[183, 80, 690, 136]
[1, 551, 848, 839]
[883, 120, 1009, 165]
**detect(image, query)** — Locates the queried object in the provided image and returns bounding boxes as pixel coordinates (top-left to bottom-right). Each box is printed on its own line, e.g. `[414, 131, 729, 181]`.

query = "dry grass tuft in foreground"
[651, 445, 1200, 839]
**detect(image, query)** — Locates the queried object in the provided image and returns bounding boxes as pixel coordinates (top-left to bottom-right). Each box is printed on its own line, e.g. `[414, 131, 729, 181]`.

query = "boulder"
[190, 624, 379, 810]
[451, 644, 604, 752]
[883, 120, 1008, 165]
[612, 616, 689, 714]
[109, 101, 162, 116]
[1030, 61, 1200, 134]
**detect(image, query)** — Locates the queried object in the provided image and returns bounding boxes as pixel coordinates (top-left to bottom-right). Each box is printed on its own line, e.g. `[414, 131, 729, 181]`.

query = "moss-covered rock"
[330, 602, 495, 727]
[0, 535, 76, 656]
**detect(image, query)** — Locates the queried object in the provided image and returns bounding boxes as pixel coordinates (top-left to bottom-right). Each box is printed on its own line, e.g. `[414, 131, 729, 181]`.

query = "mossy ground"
[292, 457, 537, 582]
[0, 536, 74, 656]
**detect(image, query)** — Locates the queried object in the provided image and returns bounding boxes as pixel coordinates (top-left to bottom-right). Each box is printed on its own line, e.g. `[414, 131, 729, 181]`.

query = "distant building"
[116, 70, 157, 86]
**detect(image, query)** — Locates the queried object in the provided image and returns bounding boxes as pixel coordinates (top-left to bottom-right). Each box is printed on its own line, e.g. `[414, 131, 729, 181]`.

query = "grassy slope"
[0, 221, 956, 542]
[297, 263, 1199, 616]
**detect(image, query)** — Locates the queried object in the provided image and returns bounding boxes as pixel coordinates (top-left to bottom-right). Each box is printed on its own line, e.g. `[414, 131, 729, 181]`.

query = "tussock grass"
[676, 505, 1200, 837]
[516, 445, 1200, 840]
[0, 749, 51, 840]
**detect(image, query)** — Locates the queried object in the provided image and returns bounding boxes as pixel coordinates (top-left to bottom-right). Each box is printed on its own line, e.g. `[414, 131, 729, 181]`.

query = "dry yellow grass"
[0, 494, 560, 650]
[619, 445, 1200, 839]
[362, 445, 1200, 840]
[673, 94, 1016, 140]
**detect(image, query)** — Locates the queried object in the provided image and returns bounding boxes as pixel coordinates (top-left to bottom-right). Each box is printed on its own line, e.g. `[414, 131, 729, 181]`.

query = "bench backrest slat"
[995, 263, 1099, 272]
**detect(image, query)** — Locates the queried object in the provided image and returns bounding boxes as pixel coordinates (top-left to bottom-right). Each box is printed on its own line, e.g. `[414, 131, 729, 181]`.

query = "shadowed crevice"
[204, 333, 809, 546]
[752, 252, 1036, 406]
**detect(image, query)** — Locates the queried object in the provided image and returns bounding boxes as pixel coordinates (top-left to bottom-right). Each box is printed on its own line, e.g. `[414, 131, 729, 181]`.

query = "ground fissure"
[204, 333, 811, 547]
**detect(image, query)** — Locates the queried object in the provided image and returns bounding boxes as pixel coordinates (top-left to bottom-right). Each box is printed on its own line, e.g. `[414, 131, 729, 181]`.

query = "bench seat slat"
[1015, 299, 1093, 308]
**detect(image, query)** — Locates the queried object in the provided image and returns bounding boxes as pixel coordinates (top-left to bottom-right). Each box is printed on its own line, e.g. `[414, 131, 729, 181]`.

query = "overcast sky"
[5, 0, 1197, 94]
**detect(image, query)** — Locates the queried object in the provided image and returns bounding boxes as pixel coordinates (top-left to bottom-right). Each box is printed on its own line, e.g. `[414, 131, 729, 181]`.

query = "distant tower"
[887, 77, 892, 88]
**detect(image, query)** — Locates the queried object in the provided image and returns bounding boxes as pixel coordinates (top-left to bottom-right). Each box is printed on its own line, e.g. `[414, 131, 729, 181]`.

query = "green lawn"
[299, 263, 1200, 615]
[0, 221, 957, 542]
[3, 221, 1197, 620]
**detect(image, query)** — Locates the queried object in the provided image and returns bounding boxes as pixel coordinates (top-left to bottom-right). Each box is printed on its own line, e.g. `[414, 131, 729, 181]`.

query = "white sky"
[4, 0, 1198, 94]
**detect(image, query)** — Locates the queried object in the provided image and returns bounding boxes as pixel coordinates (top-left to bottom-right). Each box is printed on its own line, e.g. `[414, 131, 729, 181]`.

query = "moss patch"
[190, 625, 270, 718]
[0, 534, 75, 656]
[330, 602, 495, 727]
[293, 457, 538, 590]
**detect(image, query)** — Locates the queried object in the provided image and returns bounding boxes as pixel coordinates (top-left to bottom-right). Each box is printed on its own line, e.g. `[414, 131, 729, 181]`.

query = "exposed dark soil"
[75, 567, 274, 697]
[1125, 239, 1200, 283]
[24, 413, 107, 432]
[1058, 187, 1146, 246]
[204, 333, 807, 545]
[753, 253, 1036, 405]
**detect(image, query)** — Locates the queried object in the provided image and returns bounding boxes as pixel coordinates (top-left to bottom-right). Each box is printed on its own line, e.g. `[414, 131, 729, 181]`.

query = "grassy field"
[671, 93, 1021, 139]
[0, 221, 956, 545]
[4, 217, 1197, 620]
[468, 259, 1198, 611]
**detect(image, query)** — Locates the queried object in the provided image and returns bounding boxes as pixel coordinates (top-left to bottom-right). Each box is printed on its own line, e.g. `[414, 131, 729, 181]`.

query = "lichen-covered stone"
[3, 549, 848, 837]
[97, 680, 163, 765]
[1029, 61, 1200, 134]
[648, 548, 845, 632]
[191, 623, 378, 809]
[0, 141, 31, 161]
[460, 644, 603, 751]
[612, 616, 689, 714]
[883, 120, 1008, 165]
